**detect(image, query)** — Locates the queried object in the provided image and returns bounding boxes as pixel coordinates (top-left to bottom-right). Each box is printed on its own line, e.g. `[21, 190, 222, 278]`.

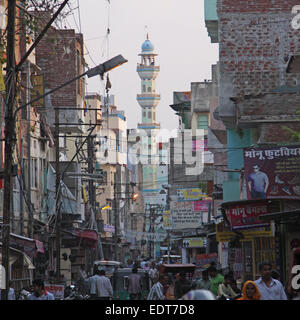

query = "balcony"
[137, 64, 160, 80]
[204, 0, 218, 43]
[137, 94, 161, 108]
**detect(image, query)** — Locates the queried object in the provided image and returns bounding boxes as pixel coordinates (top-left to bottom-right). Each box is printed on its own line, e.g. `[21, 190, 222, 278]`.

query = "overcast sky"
[66, 0, 219, 132]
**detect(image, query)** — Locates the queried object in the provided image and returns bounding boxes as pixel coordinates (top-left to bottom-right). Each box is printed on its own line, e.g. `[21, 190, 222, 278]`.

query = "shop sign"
[244, 145, 300, 200]
[183, 237, 207, 248]
[195, 253, 217, 268]
[44, 284, 64, 300]
[104, 224, 115, 233]
[216, 222, 273, 242]
[225, 202, 270, 230]
[177, 188, 207, 201]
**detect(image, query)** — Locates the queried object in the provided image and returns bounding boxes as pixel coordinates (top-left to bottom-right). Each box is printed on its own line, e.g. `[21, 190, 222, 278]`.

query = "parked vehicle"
[112, 268, 149, 300]
[64, 284, 90, 300]
[93, 260, 123, 279]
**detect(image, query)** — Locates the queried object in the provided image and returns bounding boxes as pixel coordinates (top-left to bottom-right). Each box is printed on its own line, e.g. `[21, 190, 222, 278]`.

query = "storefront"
[217, 199, 278, 282]
[181, 237, 207, 264]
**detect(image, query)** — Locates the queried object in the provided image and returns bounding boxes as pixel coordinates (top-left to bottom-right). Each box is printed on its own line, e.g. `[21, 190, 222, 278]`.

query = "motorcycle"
[64, 284, 90, 300]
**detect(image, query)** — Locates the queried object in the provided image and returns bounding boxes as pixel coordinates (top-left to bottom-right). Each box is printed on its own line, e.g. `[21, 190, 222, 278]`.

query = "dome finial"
[147, 33, 149, 40]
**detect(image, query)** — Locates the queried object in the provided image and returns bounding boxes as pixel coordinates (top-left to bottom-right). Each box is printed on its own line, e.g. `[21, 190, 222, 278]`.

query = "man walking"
[128, 267, 142, 300]
[28, 279, 55, 300]
[95, 270, 113, 300]
[147, 275, 167, 300]
[88, 270, 101, 300]
[174, 272, 191, 300]
[255, 262, 287, 300]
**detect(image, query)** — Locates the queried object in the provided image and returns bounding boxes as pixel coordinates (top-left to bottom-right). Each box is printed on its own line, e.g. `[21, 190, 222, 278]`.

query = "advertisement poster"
[170, 201, 202, 229]
[162, 210, 172, 230]
[244, 145, 300, 200]
[193, 200, 212, 212]
[195, 253, 218, 268]
[177, 188, 207, 201]
[225, 201, 270, 230]
[44, 284, 64, 300]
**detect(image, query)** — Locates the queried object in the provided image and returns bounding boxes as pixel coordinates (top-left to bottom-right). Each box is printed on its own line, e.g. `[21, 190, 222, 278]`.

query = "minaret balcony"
[137, 94, 161, 108]
[137, 122, 160, 129]
[137, 64, 160, 80]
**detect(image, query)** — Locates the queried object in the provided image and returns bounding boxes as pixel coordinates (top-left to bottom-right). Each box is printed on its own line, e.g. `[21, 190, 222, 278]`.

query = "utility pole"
[113, 176, 118, 261]
[27, 61, 33, 238]
[87, 135, 96, 218]
[55, 107, 61, 283]
[2, 0, 17, 300]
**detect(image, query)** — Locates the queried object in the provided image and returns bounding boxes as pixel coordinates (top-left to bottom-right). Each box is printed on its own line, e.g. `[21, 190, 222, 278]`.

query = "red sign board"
[225, 202, 270, 230]
[193, 200, 212, 212]
[196, 253, 218, 268]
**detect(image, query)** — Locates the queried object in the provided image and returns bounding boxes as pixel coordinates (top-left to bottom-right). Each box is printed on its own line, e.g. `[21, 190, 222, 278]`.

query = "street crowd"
[2, 258, 298, 300]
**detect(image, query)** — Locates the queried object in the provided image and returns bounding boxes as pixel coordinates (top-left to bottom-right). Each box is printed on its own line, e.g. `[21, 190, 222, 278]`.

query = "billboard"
[244, 145, 300, 200]
[183, 237, 207, 248]
[170, 201, 202, 229]
[225, 201, 270, 230]
[177, 188, 207, 201]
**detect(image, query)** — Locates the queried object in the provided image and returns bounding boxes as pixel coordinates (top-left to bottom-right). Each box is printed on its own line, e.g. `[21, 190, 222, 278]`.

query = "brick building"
[205, 0, 300, 287]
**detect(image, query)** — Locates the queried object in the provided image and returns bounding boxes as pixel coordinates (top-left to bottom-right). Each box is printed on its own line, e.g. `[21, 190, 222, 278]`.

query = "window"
[31, 158, 38, 189]
[142, 85, 146, 92]
[147, 87, 151, 93]
[148, 111, 152, 119]
[197, 115, 209, 129]
[153, 111, 156, 121]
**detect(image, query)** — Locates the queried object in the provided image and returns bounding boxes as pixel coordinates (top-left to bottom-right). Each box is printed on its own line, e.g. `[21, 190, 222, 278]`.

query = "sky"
[66, 0, 219, 132]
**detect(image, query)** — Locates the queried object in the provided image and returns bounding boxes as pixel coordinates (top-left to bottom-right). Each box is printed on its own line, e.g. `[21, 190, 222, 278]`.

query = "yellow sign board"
[162, 210, 172, 229]
[177, 188, 207, 201]
[216, 222, 273, 242]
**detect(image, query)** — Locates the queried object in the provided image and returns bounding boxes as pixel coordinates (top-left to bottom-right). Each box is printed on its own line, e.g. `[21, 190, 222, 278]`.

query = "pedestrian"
[95, 269, 113, 300]
[128, 267, 142, 300]
[78, 264, 87, 294]
[230, 279, 242, 297]
[217, 274, 237, 300]
[149, 261, 159, 287]
[147, 275, 167, 300]
[255, 262, 287, 300]
[174, 272, 191, 300]
[88, 270, 101, 300]
[237, 281, 261, 300]
[8, 281, 16, 300]
[28, 279, 55, 300]
[126, 259, 134, 268]
[208, 266, 224, 297]
[195, 270, 211, 290]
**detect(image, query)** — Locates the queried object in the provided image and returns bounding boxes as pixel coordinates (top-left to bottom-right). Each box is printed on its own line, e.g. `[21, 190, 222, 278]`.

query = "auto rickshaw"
[92, 260, 123, 279]
[112, 268, 150, 300]
[159, 264, 196, 300]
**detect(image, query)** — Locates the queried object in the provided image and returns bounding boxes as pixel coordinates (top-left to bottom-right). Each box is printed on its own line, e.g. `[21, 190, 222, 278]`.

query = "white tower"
[137, 35, 161, 203]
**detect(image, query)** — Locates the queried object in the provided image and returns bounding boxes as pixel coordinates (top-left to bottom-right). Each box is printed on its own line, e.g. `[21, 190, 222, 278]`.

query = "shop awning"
[259, 209, 300, 222]
[10, 233, 44, 258]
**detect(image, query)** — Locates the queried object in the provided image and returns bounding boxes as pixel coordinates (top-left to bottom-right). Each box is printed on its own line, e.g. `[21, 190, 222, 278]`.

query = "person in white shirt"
[147, 275, 167, 300]
[95, 270, 113, 300]
[255, 262, 287, 300]
[88, 271, 101, 300]
[8, 281, 15, 300]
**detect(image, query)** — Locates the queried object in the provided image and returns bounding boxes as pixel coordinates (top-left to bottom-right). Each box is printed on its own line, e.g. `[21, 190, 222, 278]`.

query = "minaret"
[137, 35, 161, 202]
